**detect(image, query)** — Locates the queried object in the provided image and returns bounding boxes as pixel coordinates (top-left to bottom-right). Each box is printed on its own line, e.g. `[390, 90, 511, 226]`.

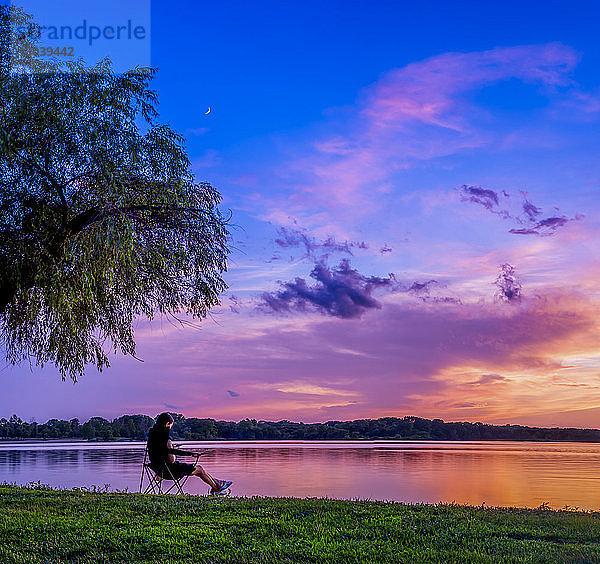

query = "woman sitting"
[146, 412, 232, 494]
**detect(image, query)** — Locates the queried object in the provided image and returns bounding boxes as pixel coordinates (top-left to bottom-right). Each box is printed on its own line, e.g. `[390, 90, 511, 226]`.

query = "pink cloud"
[6, 285, 599, 427]
[365, 43, 578, 129]
[35, 288, 589, 424]
[256, 43, 584, 233]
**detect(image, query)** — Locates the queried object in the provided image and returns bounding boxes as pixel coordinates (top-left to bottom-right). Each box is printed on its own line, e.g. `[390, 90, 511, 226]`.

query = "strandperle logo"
[10, 0, 151, 73]
[19, 20, 147, 46]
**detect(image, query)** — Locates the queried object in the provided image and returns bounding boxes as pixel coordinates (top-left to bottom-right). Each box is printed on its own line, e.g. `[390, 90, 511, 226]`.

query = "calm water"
[1, 440, 600, 509]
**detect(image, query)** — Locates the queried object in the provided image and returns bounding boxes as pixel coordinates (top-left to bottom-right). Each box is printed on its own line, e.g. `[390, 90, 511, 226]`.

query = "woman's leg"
[191, 464, 222, 491]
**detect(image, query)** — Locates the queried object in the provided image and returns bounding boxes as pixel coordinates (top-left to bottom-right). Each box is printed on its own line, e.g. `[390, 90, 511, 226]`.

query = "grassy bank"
[1, 485, 599, 563]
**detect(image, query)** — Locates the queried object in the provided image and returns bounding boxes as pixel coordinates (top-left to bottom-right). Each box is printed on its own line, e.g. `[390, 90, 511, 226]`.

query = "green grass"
[1, 485, 599, 563]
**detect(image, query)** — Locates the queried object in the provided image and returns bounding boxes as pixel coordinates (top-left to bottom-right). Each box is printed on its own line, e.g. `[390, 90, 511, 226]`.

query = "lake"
[1, 440, 599, 509]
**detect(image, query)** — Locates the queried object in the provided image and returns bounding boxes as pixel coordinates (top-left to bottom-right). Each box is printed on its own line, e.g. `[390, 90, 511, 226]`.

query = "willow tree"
[0, 6, 229, 380]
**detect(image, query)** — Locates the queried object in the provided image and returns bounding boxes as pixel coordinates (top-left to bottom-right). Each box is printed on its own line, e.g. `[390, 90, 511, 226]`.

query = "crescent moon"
[204, 107, 211, 115]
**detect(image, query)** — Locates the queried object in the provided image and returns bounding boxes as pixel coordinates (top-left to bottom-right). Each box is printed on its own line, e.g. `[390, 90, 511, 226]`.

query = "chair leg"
[142, 475, 154, 494]
[163, 467, 186, 495]
[162, 481, 178, 494]
[143, 479, 156, 494]
[178, 474, 193, 494]
[141, 461, 189, 496]
[173, 479, 185, 495]
[139, 448, 148, 493]
[142, 466, 163, 494]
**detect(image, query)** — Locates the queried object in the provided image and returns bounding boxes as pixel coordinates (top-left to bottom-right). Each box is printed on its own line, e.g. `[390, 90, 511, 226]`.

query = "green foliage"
[2, 414, 599, 442]
[0, 6, 229, 380]
[0, 413, 154, 440]
[1, 485, 600, 562]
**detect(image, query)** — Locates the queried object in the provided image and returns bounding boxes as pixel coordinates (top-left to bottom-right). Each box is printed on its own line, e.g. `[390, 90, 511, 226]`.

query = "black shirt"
[147, 425, 194, 469]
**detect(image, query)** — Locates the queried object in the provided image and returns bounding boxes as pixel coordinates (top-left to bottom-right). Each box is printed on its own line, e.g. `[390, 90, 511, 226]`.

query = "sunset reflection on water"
[1, 441, 599, 509]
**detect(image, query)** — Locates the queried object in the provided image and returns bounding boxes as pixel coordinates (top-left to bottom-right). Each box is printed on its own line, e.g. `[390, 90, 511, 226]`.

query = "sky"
[3, 0, 600, 428]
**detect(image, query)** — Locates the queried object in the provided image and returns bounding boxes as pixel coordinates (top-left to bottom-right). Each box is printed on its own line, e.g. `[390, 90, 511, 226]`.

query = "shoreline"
[2, 436, 600, 444]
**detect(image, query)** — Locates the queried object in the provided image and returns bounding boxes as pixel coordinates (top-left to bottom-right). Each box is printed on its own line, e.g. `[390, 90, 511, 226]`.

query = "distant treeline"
[1, 414, 599, 443]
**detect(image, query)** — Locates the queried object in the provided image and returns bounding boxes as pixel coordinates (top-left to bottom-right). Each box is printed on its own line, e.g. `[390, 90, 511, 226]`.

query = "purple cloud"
[426, 296, 463, 305]
[494, 264, 522, 303]
[260, 259, 397, 319]
[473, 374, 506, 385]
[229, 295, 241, 314]
[260, 261, 465, 318]
[461, 186, 499, 209]
[509, 216, 570, 236]
[274, 226, 369, 261]
[408, 280, 438, 294]
[460, 185, 582, 236]
[521, 195, 542, 220]
[406, 280, 462, 305]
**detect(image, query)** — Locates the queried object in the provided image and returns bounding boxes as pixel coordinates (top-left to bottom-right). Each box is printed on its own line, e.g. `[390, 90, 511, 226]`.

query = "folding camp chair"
[139, 446, 200, 495]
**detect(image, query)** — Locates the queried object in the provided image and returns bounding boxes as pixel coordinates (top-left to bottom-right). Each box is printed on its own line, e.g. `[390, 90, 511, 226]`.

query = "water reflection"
[1, 441, 599, 509]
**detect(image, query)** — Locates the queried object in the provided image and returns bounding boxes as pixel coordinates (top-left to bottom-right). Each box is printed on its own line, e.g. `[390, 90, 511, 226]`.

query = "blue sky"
[3, 0, 600, 427]
[152, 0, 600, 138]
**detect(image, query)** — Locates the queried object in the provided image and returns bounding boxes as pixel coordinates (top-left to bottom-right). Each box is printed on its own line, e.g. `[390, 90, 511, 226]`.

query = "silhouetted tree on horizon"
[2, 413, 598, 443]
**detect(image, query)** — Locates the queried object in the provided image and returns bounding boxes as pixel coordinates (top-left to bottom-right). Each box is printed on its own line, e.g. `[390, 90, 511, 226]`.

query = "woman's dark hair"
[155, 412, 174, 427]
